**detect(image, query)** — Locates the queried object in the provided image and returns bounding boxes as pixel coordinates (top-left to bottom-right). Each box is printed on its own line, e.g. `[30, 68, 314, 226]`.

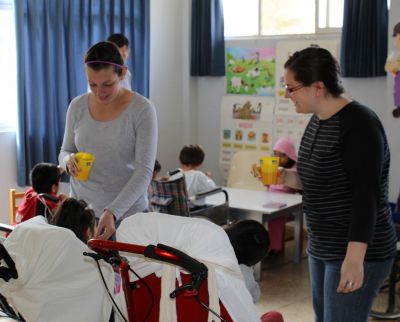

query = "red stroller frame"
[87, 239, 233, 322]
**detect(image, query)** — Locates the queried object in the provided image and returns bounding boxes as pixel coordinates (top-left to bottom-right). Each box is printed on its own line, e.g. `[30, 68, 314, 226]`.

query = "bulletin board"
[220, 40, 338, 183]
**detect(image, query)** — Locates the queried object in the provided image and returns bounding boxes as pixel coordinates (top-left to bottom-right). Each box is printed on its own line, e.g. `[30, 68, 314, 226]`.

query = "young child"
[179, 144, 216, 197]
[225, 219, 269, 303]
[51, 198, 96, 243]
[16, 162, 66, 224]
[107, 33, 132, 90]
[225, 219, 284, 322]
[267, 137, 298, 256]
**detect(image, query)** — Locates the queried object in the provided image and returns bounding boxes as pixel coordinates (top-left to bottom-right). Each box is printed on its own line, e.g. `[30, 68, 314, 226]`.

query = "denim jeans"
[308, 255, 393, 322]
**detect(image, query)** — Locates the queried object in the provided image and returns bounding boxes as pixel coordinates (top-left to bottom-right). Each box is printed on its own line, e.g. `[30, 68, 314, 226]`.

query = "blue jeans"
[308, 255, 393, 322]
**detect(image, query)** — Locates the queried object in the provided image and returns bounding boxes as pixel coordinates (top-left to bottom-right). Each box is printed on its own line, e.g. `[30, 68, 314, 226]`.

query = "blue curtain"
[14, 0, 150, 186]
[340, 0, 388, 77]
[191, 0, 225, 76]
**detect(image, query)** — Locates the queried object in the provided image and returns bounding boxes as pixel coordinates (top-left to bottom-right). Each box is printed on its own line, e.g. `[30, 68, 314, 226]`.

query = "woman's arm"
[280, 168, 303, 190]
[339, 105, 386, 291]
[105, 101, 158, 220]
[58, 102, 78, 173]
[337, 241, 367, 293]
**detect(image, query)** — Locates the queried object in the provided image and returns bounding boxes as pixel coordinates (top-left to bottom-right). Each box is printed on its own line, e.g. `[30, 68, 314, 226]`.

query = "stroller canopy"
[117, 212, 261, 322]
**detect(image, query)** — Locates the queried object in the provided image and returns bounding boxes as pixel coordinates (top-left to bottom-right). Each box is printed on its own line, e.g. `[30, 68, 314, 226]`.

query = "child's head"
[107, 33, 130, 62]
[51, 198, 96, 243]
[179, 144, 205, 168]
[30, 163, 62, 194]
[225, 220, 270, 267]
[273, 137, 297, 168]
[153, 159, 161, 179]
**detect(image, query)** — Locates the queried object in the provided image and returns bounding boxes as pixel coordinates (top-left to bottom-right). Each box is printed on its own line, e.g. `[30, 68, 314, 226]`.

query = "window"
[0, 0, 17, 131]
[223, 0, 344, 37]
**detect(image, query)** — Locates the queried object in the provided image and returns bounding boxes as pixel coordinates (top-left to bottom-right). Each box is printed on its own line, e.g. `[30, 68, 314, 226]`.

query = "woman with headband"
[59, 41, 157, 240]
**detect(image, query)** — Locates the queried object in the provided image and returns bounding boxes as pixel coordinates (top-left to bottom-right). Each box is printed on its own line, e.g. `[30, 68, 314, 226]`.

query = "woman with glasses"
[282, 47, 396, 322]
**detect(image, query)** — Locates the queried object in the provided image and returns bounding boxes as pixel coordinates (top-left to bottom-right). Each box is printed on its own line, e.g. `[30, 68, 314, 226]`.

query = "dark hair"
[225, 220, 270, 266]
[84, 41, 124, 76]
[393, 22, 400, 37]
[284, 47, 344, 97]
[179, 144, 205, 166]
[30, 163, 61, 193]
[51, 198, 95, 243]
[154, 159, 161, 173]
[107, 33, 129, 48]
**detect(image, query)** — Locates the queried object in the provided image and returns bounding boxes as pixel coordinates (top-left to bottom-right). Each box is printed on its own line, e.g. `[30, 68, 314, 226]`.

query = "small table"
[206, 187, 303, 281]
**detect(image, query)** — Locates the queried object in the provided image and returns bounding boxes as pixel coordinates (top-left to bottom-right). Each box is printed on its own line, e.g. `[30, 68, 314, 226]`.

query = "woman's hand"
[96, 210, 116, 240]
[337, 242, 367, 293]
[66, 153, 79, 177]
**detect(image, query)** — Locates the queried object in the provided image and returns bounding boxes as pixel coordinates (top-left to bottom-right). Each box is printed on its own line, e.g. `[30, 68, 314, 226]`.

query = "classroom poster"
[219, 95, 275, 181]
[226, 47, 276, 96]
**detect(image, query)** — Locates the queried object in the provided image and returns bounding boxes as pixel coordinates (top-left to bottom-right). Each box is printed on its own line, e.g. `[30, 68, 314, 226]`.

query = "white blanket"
[0, 216, 115, 322]
[117, 212, 261, 322]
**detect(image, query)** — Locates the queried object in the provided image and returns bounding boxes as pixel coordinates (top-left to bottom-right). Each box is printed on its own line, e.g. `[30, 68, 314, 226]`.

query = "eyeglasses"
[284, 84, 304, 94]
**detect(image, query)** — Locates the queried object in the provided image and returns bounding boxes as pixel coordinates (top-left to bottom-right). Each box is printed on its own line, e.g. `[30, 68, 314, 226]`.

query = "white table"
[206, 187, 303, 281]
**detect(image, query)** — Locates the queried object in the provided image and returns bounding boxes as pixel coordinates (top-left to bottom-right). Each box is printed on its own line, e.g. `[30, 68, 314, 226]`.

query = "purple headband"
[85, 60, 124, 68]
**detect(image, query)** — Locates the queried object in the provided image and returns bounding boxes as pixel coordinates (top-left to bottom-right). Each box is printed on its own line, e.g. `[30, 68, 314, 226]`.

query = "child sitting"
[225, 219, 284, 322]
[16, 162, 66, 224]
[225, 219, 269, 303]
[267, 137, 298, 256]
[179, 144, 216, 197]
[51, 198, 96, 243]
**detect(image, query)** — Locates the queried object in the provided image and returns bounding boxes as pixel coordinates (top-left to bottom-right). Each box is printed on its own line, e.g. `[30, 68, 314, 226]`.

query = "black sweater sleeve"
[340, 102, 385, 243]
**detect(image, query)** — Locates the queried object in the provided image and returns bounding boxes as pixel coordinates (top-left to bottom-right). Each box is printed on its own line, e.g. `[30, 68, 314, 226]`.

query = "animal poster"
[226, 47, 276, 96]
[220, 95, 275, 181]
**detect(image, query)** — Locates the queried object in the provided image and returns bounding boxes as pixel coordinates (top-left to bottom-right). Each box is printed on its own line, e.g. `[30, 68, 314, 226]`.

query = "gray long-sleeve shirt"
[59, 92, 158, 220]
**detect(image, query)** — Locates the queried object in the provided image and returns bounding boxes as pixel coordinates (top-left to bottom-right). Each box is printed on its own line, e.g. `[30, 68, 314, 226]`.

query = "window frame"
[223, 0, 343, 39]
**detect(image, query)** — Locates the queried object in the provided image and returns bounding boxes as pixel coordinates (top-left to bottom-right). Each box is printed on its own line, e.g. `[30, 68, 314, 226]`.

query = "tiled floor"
[255, 238, 400, 322]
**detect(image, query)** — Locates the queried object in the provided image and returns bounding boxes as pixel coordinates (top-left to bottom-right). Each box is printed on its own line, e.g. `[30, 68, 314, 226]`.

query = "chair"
[149, 170, 229, 226]
[227, 150, 267, 191]
[9, 189, 24, 225]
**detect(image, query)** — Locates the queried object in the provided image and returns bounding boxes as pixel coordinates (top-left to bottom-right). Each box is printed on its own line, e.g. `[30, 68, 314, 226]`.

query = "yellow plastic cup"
[259, 156, 280, 185]
[75, 152, 95, 181]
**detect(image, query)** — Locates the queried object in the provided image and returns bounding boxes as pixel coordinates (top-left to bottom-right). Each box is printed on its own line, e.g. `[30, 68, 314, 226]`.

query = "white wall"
[0, 1, 399, 224]
[149, 0, 198, 174]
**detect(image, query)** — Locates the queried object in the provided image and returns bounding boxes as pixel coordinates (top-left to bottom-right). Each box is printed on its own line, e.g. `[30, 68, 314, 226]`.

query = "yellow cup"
[259, 156, 280, 185]
[75, 152, 95, 181]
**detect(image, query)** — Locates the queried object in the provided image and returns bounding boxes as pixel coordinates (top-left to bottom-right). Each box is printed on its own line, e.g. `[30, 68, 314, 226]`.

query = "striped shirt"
[297, 101, 396, 261]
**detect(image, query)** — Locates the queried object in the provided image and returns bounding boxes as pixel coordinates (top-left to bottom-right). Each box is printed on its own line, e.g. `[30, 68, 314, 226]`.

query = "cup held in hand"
[259, 156, 280, 185]
[75, 152, 95, 181]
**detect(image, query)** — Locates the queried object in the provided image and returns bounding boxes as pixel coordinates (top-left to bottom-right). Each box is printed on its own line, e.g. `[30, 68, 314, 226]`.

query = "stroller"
[0, 212, 259, 321]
